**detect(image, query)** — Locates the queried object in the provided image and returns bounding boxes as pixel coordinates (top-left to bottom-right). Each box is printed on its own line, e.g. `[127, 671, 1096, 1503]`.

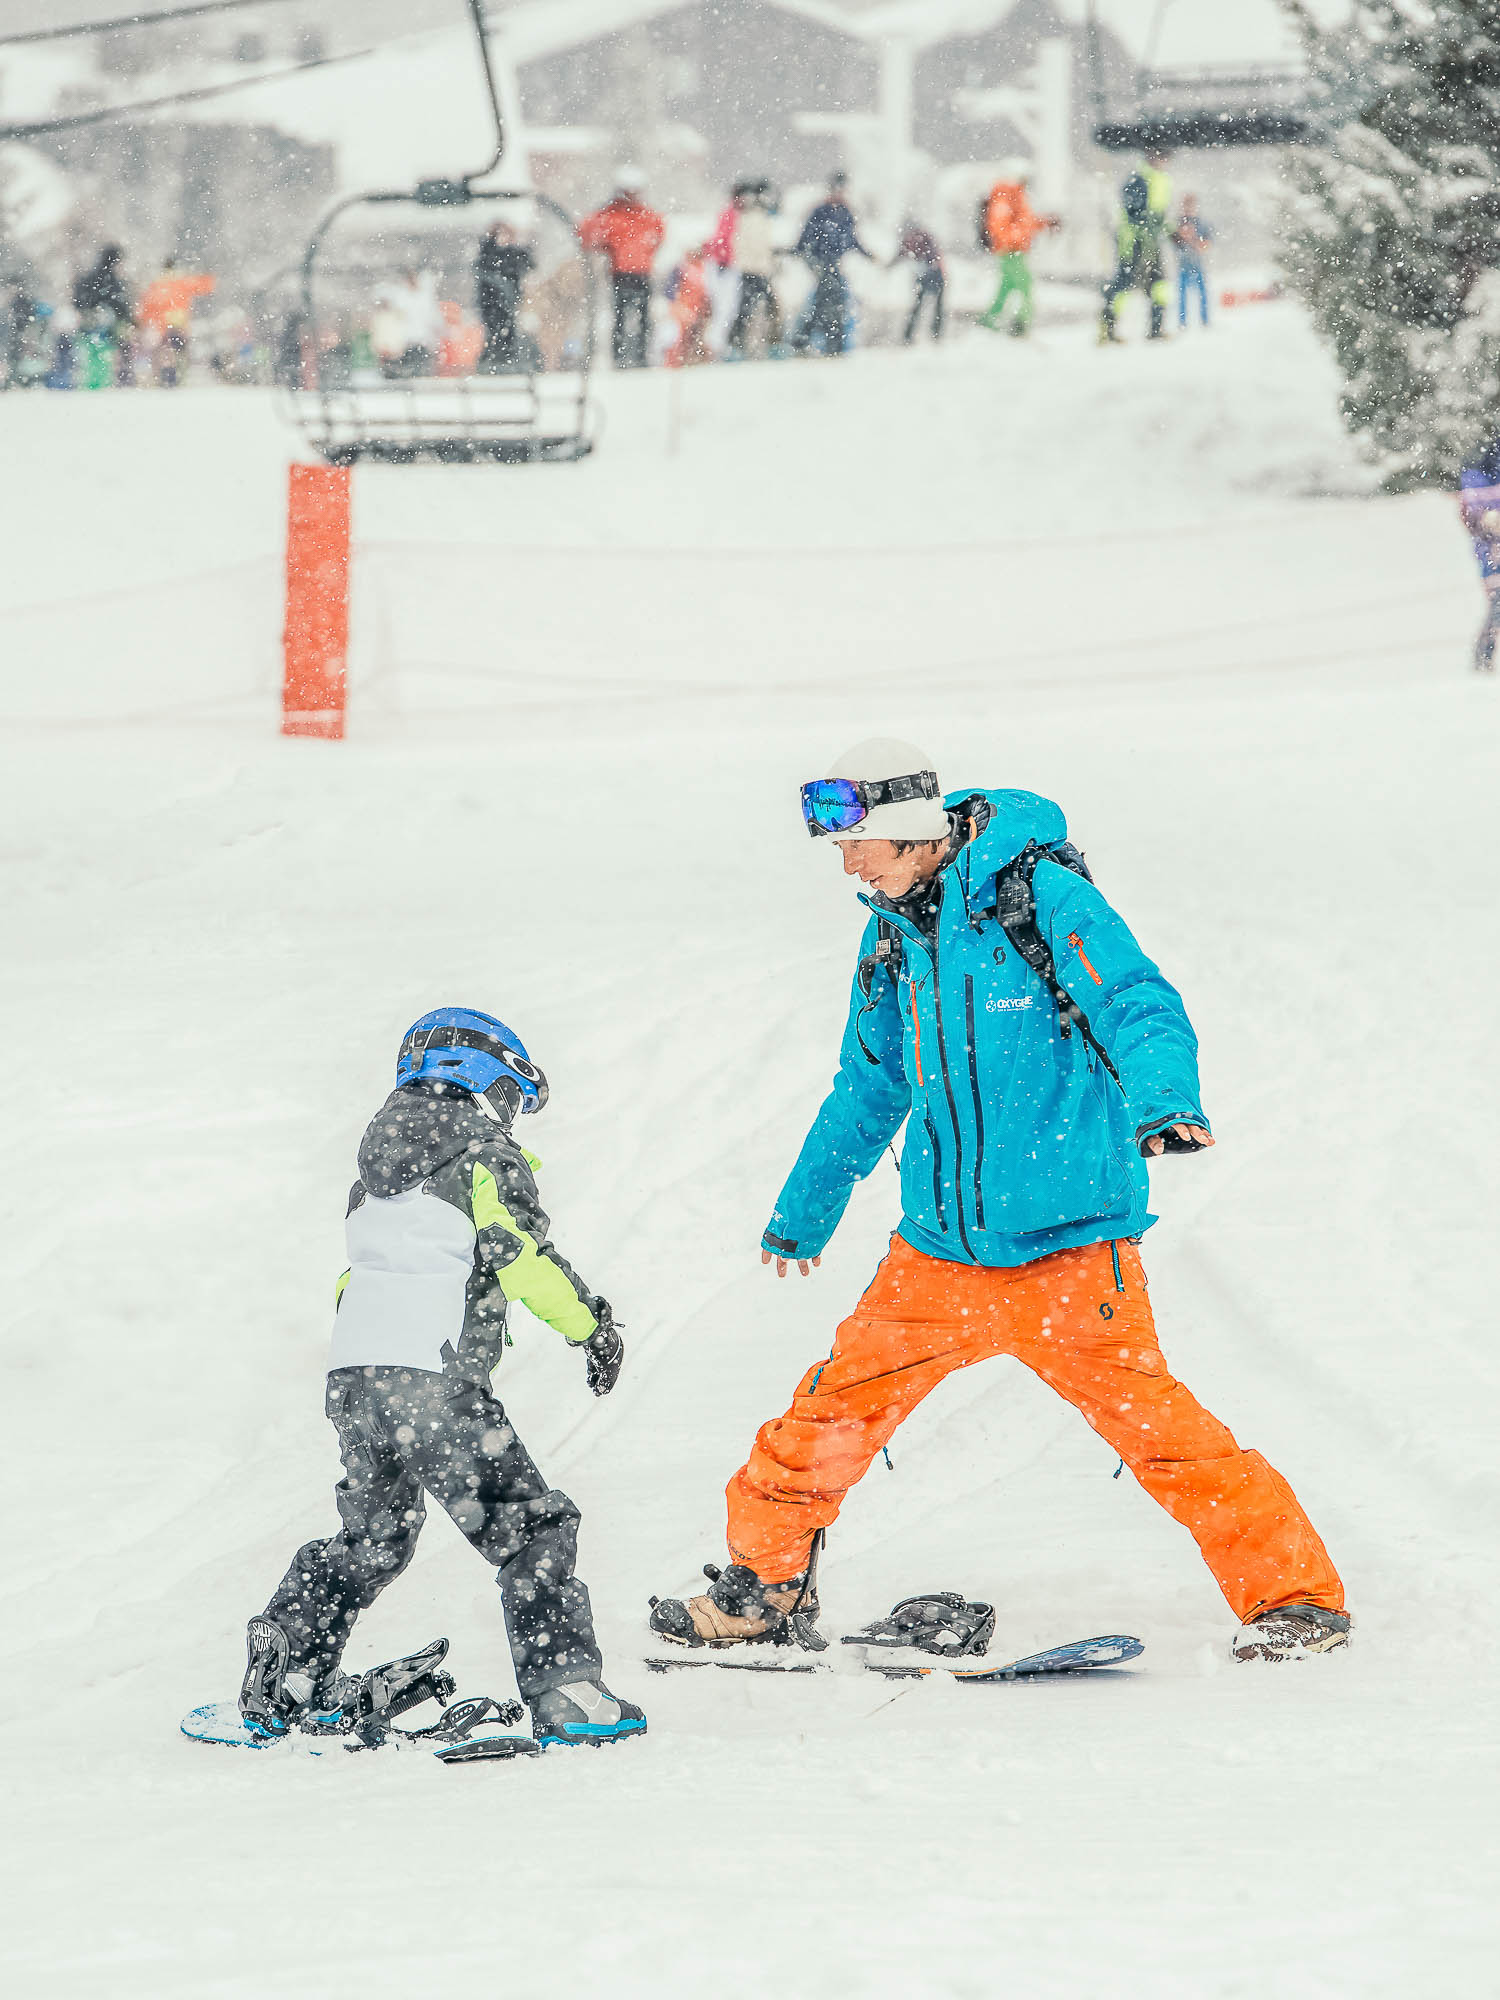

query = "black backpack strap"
[993, 842, 1121, 1087]
[852, 918, 904, 1066]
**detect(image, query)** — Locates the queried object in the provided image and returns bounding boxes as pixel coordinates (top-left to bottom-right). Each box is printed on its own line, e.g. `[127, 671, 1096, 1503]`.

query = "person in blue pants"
[1174, 195, 1213, 331]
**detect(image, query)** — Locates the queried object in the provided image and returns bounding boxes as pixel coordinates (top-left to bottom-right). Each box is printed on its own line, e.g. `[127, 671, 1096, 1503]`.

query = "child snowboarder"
[238, 1007, 646, 1750]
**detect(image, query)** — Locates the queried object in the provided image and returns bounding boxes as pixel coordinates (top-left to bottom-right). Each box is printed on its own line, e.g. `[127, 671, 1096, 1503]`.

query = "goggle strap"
[860, 771, 940, 809]
[400, 1022, 533, 1079]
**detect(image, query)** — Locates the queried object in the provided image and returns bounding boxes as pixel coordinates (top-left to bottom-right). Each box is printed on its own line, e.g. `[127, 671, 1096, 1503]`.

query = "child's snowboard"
[181, 1694, 541, 1764]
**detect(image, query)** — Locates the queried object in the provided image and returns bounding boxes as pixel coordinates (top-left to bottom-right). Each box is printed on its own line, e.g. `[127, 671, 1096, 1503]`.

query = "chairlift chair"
[284, 1, 596, 465]
[1085, 1, 1317, 153]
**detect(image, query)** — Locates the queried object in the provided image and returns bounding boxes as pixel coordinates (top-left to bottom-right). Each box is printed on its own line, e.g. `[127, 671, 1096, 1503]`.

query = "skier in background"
[389, 268, 444, 377]
[1100, 151, 1173, 343]
[978, 163, 1059, 337]
[137, 255, 215, 384]
[1459, 440, 1500, 671]
[891, 218, 945, 344]
[4, 286, 34, 387]
[791, 172, 871, 357]
[46, 302, 79, 389]
[239, 1008, 646, 1750]
[578, 169, 666, 370]
[726, 181, 783, 357]
[665, 242, 714, 365]
[703, 185, 744, 357]
[651, 739, 1351, 1666]
[1173, 194, 1214, 332]
[72, 244, 133, 388]
[475, 218, 536, 373]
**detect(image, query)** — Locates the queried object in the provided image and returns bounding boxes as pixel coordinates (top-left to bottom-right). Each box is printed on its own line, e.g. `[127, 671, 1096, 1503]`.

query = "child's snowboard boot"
[530, 1680, 647, 1747]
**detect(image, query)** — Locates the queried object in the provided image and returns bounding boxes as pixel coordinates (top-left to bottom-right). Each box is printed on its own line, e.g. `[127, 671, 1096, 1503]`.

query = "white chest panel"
[328, 1186, 478, 1372]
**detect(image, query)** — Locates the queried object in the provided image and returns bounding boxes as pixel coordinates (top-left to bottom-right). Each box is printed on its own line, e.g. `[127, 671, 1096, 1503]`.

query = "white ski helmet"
[808, 738, 950, 843]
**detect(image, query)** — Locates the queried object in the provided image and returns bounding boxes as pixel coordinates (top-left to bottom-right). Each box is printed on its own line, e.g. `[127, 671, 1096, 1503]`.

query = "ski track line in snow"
[353, 499, 1390, 563]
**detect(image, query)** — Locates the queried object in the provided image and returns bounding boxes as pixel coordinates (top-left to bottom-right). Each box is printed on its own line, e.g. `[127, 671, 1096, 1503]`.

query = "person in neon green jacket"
[241, 1008, 646, 1750]
[1100, 151, 1173, 343]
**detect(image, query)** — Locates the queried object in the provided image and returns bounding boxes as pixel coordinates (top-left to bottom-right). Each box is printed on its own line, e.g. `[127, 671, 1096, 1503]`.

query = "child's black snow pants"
[261, 1366, 603, 1700]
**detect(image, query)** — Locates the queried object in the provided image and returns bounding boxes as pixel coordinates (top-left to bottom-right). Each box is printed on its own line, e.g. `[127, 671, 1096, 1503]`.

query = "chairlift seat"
[288, 181, 595, 468]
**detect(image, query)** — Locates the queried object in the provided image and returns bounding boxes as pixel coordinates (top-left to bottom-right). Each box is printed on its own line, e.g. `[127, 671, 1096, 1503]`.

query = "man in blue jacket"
[651, 740, 1349, 1664]
[791, 172, 871, 356]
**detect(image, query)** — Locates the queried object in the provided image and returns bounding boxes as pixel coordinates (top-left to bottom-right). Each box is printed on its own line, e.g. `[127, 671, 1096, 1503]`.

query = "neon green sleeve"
[470, 1162, 599, 1344]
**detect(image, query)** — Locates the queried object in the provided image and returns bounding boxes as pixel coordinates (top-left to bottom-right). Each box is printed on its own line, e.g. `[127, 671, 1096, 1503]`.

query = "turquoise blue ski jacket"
[763, 789, 1210, 1269]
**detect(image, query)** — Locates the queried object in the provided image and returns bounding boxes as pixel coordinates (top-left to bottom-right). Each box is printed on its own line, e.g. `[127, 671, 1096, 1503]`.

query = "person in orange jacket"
[137, 256, 215, 385]
[979, 162, 1059, 337]
[577, 169, 666, 370]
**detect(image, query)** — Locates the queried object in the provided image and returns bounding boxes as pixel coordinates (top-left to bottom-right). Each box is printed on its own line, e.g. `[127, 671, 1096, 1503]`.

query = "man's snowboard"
[181, 1693, 541, 1764]
[864, 1633, 1143, 1681]
[647, 1634, 1143, 1680]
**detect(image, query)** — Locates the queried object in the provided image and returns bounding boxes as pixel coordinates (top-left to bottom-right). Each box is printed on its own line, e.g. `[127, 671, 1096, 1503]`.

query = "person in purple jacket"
[892, 219, 945, 343]
[1459, 440, 1500, 671]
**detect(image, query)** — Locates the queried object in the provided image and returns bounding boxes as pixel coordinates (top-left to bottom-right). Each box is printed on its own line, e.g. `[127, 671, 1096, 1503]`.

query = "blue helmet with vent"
[396, 1008, 548, 1115]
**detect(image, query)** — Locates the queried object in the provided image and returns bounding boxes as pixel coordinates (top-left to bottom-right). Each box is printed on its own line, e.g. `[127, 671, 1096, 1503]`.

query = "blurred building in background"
[0, 0, 1300, 306]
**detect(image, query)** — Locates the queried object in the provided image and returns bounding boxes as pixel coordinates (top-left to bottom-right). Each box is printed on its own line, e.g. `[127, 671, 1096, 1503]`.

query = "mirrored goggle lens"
[801, 779, 867, 835]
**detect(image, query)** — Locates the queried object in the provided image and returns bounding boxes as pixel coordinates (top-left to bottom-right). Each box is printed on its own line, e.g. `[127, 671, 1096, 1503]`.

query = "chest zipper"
[963, 974, 986, 1230]
[930, 969, 977, 1260]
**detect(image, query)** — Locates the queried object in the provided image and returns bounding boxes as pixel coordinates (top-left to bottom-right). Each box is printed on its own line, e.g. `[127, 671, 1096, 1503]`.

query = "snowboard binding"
[239, 1620, 461, 1747]
[841, 1592, 996, 1661]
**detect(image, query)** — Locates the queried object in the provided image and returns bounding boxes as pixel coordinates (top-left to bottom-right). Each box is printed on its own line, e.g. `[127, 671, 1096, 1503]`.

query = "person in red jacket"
[578, 169, 666, 370]
[979, 162, 1059, 338]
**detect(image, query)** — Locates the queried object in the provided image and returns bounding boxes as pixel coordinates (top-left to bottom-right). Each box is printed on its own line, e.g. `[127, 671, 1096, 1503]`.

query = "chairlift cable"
[0, 0, 303, 50]
[0, 44, 375, 142]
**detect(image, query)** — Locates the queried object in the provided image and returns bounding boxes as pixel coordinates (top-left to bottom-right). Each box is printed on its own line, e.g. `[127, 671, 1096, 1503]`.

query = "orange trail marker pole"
[281, 462, 350, 739]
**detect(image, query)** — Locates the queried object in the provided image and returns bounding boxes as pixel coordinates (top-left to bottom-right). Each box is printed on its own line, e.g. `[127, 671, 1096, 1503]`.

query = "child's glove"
[581, 1301, 624, 1397]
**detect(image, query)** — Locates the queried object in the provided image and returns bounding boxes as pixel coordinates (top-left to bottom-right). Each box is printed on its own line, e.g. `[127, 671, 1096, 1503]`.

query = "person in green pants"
[979, 162, 1060, 337]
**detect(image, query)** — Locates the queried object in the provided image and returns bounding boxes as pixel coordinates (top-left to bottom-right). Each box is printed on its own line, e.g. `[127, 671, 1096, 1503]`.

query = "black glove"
[581, 1301, 624, 1397]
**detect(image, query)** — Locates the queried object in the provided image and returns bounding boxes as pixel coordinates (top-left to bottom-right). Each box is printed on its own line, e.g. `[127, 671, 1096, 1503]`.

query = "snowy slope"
[1, 306, 1496, 1999]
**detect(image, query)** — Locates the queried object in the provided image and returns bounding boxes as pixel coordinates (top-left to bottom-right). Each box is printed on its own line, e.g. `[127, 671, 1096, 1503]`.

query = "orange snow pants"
[726, 1235, 1343, 1624]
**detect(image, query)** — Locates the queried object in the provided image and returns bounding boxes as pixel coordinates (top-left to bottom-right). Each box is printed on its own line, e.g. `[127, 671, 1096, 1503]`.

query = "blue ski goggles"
[800, 770, 941, 838]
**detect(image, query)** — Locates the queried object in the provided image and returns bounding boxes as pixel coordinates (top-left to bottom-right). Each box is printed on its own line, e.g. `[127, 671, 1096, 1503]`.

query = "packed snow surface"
[2, 306, 1496, 1998]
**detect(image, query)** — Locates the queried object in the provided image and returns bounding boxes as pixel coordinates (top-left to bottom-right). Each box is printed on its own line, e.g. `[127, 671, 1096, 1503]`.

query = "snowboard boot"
[1232, 1604, 1352, 1663]
[649, 1553, 824, 1652]
[530, 1680, 647, 1748]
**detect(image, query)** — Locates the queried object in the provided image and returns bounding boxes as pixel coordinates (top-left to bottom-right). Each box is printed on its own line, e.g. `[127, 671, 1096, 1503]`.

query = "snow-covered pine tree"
[1280, 0, 1500, 487]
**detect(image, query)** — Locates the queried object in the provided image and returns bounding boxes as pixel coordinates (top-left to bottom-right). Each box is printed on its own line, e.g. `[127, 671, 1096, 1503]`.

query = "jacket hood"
[357, 1084, 496, 1196]
[948, 787, 1068, 907]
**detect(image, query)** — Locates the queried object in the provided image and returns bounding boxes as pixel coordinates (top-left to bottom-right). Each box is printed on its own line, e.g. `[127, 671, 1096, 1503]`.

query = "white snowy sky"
[0, 0, 1335, 62]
